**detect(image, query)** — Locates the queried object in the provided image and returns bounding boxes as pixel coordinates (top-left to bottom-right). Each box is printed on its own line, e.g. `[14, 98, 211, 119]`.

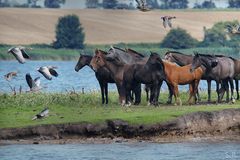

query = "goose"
[37, 66, 58, 80]
[226, 24, 240, 34]
[161, 16, 176, 28]
[25, 73, 41, 92]
[4, 71, 17, 81]
[32, 107, 49, 120]
[7, 46, 31, 64]
[135, 0, 150, 12]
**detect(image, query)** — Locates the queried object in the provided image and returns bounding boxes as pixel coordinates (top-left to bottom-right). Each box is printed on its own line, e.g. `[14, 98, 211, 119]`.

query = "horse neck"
[171, 53, 193, 66]
[103, 58, 123, 75]
[85, 55, 93, 66]
[115, 50, 134, 64]
[234, 59, 240, 75]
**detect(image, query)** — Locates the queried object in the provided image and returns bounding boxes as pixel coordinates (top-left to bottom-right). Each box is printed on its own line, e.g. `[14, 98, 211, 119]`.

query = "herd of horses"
[75, 47, 240, 106]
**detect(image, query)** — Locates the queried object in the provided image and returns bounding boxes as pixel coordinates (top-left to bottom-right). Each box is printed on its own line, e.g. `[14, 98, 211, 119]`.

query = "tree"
[161, 28, 198, 49]
[44, 0, 65, 8]
[86, 0, 99, 8]
[228, 0, 240, 8]
[201, 0, 216, 9]
[160, 0, 188, 9]
[53, 15, 85, 49]
[102, 0, 118, 9]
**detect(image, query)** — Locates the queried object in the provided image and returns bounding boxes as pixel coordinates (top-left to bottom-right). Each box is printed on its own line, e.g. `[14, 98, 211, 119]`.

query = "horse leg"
[207, 79, 211, 102]
[229, 78, 234, 102]
[105, 83, 108, 104]
[116, 84, 126, 106]
[194, 80, 200, 104]
[217, 81, 223, 103]
[99, 81, 105, 104]
[149, 85, 155, 105]
[133, 83, 141, 105]
[188, 83, 194, 105]
[196, 88, 201, 103]
[235, 79, 239, 100]
[145, 84, 150, 104]
[153, 81, 162, 106]
[166, 82, 173, 104]
[225, 79, 230, 102]
[173, 84, 181, 106]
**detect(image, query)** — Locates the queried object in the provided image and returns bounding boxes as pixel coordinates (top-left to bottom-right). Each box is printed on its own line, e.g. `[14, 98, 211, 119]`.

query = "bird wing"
[162, 19, 167, 28]
[26, 73, 34, 88]
[40, 108, 49, 117]
[49, 68, 58, 77]
[34, 77, 41, 87]
[168, 19, 172, 28]
[135, 0, 141, 6]
[20, 49, 30, 59]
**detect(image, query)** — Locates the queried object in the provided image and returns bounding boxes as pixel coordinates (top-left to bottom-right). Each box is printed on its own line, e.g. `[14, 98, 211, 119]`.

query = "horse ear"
[193, 51, 199, 56]
[110, 45, 115, 53]
[95, 49, 99, 54]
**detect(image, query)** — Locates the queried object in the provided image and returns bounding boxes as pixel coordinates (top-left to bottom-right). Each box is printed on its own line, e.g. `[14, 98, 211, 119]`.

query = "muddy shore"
[1, 108, 240, 144]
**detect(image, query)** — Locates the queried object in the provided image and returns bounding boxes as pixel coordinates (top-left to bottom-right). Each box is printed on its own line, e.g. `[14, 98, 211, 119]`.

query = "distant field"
[1, 8, 240, 45]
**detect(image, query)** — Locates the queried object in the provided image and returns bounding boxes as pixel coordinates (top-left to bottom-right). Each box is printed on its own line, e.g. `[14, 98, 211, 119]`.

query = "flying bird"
[226, 24, 240, 34]
[7, 46, 31, 64]
[135, 0, 150, 12]
[4, 71, 17, 81]
[161, 16, 176, 28]
[25, 73, 42, 92]
[37, 66, 58, 80]
[32, 107, 49, 120]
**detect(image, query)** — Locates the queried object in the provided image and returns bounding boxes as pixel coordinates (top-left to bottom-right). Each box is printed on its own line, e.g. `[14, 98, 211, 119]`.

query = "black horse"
[75, 54, 115, 104]
[123, 52, 166, 106]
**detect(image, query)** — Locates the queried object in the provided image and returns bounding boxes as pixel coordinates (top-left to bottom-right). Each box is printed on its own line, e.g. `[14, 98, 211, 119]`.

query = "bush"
[199, 21, 239, 47]
[53, 14, 85, 49]
[161, 28, 198, 49]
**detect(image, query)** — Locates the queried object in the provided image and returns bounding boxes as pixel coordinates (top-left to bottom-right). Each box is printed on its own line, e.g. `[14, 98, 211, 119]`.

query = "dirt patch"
[1, 9, 240, 45]
[0, 108, 239, 144]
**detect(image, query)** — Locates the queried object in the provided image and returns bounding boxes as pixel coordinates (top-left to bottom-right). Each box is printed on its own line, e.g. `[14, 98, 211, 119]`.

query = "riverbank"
[1, 108, 240, 144]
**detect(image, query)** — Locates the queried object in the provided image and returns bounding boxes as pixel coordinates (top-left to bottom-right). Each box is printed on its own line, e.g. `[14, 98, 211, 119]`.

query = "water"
[0, 61, 215, 93]
[0, 142, 240, 160]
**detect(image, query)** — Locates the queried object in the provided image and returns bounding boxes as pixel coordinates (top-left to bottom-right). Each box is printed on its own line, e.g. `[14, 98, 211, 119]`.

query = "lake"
[0, 61, 215, 93]
[0, 142, 240, 160]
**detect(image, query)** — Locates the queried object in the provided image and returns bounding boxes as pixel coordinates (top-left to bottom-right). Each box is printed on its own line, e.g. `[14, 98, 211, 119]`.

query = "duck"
[4, 71, 17, 81]
[135, 0, 150, 12]
[25, 73, 42, 92]
[37, 66, 58, 80]
[161, 16, 176, 28]
[8, 46, 31, 64]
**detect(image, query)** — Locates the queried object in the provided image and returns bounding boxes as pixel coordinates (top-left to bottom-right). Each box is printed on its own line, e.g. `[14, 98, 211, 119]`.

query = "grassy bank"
[0, 92, 239, 129]
[1, 44, 240, 60]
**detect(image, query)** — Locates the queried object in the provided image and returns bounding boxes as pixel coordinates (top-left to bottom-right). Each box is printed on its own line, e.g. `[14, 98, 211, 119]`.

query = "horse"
[163, 60, 204, 105]
[190, 53, 235, 103]
[90, 49, 141, 105]
[229, 58, 240, 100]
[75, 54, 115, 104]
[123, 52, 166, 106]
[164, 50, 218, 103]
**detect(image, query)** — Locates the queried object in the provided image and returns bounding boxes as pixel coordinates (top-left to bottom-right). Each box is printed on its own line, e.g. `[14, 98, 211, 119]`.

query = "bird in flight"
[161, 16, 176, 28]
[135, 0, 150, 12]
[7, 46, 31, 64]
[226, 24, 240, 34]
[37, 66, 59, 80]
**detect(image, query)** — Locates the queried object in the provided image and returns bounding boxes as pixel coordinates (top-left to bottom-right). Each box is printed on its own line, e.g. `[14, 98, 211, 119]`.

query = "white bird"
[25, 73, 42, 92]
[32, 107, 49, 120]
[37, 66, 58, 80]
[226, 24, 240, 34]
[7, 46, 31, 64]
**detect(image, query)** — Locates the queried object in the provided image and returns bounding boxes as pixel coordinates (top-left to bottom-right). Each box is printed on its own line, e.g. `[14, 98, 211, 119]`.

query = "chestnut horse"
[75, 54, 115, 104]
[163, 60, 204, 105]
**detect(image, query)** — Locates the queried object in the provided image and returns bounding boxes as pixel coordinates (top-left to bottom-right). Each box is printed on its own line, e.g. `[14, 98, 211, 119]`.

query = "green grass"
[0, 92, 239, 129]
[1, 43, 240, 60]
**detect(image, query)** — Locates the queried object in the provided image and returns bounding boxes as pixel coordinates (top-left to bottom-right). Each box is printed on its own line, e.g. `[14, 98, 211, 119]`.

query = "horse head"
[75, 53, 92, 72]
[190, 52, 201, 72]
[164, 51, 173, 62]
[90, 49, 107, 72]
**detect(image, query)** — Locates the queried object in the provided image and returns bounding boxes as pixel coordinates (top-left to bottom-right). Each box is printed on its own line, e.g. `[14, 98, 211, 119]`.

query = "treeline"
[0, 0, 65, 8]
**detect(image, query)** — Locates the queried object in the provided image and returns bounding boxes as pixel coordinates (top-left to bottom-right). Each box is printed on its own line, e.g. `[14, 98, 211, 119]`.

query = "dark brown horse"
[75, 54, 115, 104]
[123, 52, 166, 106]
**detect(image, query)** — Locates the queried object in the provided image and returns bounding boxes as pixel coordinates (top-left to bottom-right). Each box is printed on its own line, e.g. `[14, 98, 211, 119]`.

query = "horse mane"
[127, 48, 145, 57]
[215, 54, 236, 61]
[198, 54, 236, 61]
[165, 50, 188, 56]
[109, 46, 126, 52]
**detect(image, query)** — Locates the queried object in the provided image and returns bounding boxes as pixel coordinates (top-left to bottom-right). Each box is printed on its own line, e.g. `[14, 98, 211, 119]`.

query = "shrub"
[161, 27, 198, 49]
